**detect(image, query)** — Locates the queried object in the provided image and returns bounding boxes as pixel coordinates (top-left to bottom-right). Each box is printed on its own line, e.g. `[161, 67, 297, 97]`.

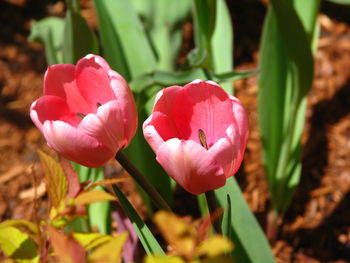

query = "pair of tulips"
[30, 55, 248, 195]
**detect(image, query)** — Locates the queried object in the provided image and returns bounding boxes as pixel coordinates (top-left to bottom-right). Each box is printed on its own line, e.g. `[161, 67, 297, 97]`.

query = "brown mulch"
[1, 1, 350, 262]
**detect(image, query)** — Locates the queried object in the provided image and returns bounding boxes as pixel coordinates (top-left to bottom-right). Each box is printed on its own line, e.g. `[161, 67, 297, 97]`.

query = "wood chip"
[19, 181, 46, 200]
[0, 165, 26, 184]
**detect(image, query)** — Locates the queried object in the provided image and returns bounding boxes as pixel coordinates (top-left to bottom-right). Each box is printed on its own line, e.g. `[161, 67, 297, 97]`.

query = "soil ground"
[1, 1, 350, 262]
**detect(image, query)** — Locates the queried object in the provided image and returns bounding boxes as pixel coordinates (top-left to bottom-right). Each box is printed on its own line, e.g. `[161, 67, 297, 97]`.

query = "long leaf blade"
[112, 184, 164, 255]
[215, 178, 275, 263]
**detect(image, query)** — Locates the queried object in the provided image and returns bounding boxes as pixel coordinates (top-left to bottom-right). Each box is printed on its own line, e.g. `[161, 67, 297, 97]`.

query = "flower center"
[198, 129, 208, 150]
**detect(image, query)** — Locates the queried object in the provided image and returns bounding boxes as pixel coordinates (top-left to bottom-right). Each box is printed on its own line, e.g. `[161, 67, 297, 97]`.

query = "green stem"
[115, 151, 171, 212]
[205, 190, 222, 234]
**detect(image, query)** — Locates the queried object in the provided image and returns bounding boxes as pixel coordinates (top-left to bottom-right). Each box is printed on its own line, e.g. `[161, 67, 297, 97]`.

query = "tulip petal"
[75, 55, 117, 110]
[84, 54, 137, 145]
[156, 138, 226, 194]
[230, 95, 249, 156]
[143, 112, 181, 152]
[152, 85, 183, 115]
[172, 80, 237, 147]
[78, 100, 125, 152]
[43, 121, 114, 168]
[209, 124, 242, 177]
[30, 95, 81, 131]
[109, 76, 138, 145]
[44, 64, 92, 114]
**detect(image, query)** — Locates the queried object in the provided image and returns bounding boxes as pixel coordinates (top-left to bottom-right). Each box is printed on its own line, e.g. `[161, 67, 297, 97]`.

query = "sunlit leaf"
[259, 0, 319, 212]
[0, 227, 37, 261]
[73, 232, 112, 251]
[0, 220, 38, 235]
[187, 0, 216, 67]
[74, 190, 115, 206]
[214, 70, 258, 83]
[93, 0, 156, 79]
[62, 0, 98, 64]
[37, 150, 68, 208]
[326, 0, 350, 5]
[48, 226, 86, 263]
[196, 235, 233, 258]
[154, 211, 197, 259]
[144, 255, 185, 263]
[210, 0, 234, 93]
[28, 17, 64, 65]
[88, 233, 128, 263]
[201, 255, 234, 263]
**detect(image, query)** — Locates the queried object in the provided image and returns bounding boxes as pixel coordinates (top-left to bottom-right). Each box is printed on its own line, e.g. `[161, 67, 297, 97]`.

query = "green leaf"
[326, 0, 350, 4]
[131, 69, 206, 94]
[187, 0, 216, 68]
[112, 184, 164, 255]
[92, 0, 130, 79]
[221, 195, 232, 241]
[268, 0, 315, 98]
[258, 0, 320, 212]
[0, 227, 37, 260]
[210, 0, 234, 93]
[71, 165, 112, 235]
[214, 70, 258, 83]
[37, 150, 68, 208]
[62, 0, 98, 64]
[93, 0, 157, 79]
[146, 0, 192, 70]
[215, 178, 275, 263]
[28, 17, 64, 65]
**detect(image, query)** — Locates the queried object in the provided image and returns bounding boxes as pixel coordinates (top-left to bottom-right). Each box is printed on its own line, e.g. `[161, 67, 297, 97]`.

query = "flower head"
[143, 80, 248, 194]
[30, 54, 137, 167]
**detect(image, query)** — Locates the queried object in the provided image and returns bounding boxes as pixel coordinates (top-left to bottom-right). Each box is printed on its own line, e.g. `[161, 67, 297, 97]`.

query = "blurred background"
[0, 0, 350, 262]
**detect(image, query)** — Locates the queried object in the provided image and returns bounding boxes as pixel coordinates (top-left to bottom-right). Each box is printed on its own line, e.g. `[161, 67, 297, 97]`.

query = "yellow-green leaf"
[0, 227, 37, 260]
[196, 235, 233, 258]
[38, 150, 68, 207]
[201, 255, 234, 263]
[74, 190, 116, 206]
[86, 177, 128, 190]
[154, 211, 197, 259]
[144, 255, 185, 263]
[88, 233, 128, 263]
[73, 232, 112, 251]
[0, 219, 38, 235]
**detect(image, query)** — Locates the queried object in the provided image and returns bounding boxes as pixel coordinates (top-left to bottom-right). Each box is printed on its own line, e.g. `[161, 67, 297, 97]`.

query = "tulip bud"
[30, 54, 138, 168]
[143, 80, 248, 194]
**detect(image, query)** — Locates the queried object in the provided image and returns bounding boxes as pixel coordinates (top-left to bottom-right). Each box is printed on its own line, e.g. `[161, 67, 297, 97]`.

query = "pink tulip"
[143, 80, 248, 194]
[30, 54, 137, 168]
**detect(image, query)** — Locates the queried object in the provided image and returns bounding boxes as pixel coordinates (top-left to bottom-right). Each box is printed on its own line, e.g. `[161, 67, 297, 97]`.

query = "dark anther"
[198, 129, 208, 150]
[77, 113, 86, 120]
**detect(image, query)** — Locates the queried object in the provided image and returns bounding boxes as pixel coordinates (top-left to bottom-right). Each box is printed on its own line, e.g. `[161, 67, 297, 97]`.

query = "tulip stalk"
[205, 190, 222, 234]
[115, 151, 172, 212]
